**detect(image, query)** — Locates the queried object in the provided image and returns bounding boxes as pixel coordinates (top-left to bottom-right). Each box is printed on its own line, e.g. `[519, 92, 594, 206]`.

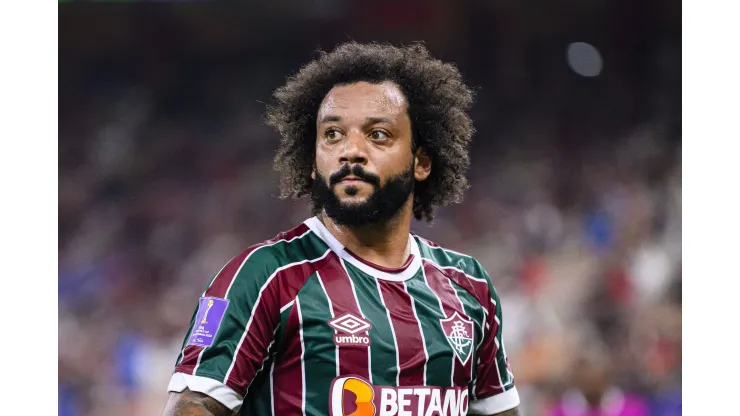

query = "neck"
[319, 200, 413, 269]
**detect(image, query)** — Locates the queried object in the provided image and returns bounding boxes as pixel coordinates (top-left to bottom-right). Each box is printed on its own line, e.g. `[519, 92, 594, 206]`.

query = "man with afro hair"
[163, 42, 520, 416]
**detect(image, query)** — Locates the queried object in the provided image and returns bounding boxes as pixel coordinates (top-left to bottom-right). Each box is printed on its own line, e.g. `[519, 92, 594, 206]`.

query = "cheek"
[313, 146, 332, 175]
[314, 162, 333, 182]
[382, 152, 413, 178]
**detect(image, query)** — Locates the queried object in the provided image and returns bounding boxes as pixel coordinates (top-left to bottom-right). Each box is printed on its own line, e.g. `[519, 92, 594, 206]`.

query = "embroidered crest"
[439, 311, 474, 365]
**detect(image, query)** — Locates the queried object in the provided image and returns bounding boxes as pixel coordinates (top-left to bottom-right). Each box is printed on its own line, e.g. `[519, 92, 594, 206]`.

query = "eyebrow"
[319, 115, 394, 127]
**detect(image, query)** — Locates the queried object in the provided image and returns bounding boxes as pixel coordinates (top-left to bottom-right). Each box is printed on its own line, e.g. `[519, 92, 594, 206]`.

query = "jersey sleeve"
[469, 274, 520, 415]
[168, 247, 285, 411]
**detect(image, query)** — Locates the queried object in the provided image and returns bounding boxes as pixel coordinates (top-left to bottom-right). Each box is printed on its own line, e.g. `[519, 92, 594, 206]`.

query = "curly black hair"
[266, 41, 475, 223]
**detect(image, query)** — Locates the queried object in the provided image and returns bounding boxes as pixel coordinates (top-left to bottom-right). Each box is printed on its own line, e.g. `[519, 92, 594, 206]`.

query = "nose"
[338, 130, 368, 166]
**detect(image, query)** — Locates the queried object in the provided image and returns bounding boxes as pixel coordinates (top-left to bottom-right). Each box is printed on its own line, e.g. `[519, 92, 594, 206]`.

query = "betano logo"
[329, 376, 470, 416]
[328, 313, 373, 346]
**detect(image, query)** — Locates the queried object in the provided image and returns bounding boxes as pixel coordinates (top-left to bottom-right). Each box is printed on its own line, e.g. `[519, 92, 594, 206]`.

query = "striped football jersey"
[168, 217, 519, 416]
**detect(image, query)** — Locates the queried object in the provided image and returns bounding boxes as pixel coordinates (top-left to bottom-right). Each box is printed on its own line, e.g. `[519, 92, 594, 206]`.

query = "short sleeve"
[469, 280, 520, 415]
[169, 248, 285, 411]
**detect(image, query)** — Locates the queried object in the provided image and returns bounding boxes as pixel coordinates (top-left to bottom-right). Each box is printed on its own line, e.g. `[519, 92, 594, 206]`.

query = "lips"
[340, 177, 366, 184]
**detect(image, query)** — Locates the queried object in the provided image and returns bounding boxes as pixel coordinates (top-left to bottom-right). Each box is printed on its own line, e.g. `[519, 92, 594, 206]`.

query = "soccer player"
[162, 42, 520, 416]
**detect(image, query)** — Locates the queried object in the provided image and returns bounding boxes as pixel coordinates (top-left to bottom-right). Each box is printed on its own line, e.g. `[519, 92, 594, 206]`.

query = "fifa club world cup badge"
[440, 312, 474, 365]
[188, 297, 230, 347]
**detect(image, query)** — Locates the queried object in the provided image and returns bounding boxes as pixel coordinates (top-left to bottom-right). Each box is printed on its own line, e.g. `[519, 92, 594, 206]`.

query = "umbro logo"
[328, 313, 372, 346]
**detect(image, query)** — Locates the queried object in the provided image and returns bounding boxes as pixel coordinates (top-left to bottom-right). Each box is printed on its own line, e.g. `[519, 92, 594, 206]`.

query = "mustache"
[329, 164, 381, 187]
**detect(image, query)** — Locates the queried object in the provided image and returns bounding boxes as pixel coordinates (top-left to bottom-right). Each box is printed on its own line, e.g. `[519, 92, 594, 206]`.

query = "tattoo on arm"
[492, 407, 521, 416]
[162, 389, 236, 416]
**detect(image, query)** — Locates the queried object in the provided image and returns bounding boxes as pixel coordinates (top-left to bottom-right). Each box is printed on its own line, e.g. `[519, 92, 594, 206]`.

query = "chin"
[337, 195, 371, 207]
[335, 187, 373, 201]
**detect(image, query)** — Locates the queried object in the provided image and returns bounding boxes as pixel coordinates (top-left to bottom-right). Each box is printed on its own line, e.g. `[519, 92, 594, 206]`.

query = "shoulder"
[206, 223, 330, 297]
[413, 234, 498, 307]
[415, 234, 486, 277]
[236, 222, 334, 269]
[236, 223, 317, 267]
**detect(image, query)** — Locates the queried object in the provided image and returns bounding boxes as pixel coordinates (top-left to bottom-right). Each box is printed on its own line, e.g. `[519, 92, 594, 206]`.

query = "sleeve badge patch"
[187, 297, 230, 347]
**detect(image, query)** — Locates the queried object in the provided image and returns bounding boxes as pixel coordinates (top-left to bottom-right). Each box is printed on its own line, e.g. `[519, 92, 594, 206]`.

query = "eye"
[325, 128, 343, 141]
[370, 130, 390, 141]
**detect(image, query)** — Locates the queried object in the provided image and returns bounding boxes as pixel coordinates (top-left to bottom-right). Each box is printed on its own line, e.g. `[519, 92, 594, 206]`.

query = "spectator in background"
[548, 351, 650, 416]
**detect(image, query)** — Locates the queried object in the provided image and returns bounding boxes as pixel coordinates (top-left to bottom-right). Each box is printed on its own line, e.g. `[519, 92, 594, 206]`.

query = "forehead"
[317, 81, 408, 121]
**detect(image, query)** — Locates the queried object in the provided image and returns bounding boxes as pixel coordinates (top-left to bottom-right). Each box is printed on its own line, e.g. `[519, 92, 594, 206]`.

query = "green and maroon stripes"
[403, 280, 430, 385]
[271, 296, 307, 415]
[317, 254, 371, 379]
[295, 297, 307, 415]
[422, 260, 474, 387]
[174, 223, 326, 395]
[415, 235, 517, 400]
[173, 223, 518, 415]
[377, 279, 426, 386]
[342, 261, 397, 386]
[449, 276, 487, 387]
[296, 273, 338, 416]
[473, 287, 516, 399]
[472, 296, 505, 398]
[176, 247, 255, 376]
[404, 268, 456, 388]
[433, 264, 490, 388]
[437, 265, 490, 309]
[223, 248, 332, 395]
[271, 254, 383, 415]
[175, 261, 232, 369]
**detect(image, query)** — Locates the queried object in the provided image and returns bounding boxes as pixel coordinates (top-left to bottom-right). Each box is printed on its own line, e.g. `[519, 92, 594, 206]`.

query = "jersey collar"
[304, 216, 422, 282]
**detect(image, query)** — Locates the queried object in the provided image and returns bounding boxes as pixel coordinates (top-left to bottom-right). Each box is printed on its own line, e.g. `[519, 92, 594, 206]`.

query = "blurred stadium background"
[58, 1, 681, 415]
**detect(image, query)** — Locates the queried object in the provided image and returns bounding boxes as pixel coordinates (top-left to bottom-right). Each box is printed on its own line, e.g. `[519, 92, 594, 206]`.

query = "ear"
[311, 163, 316, 181]
[413, 146, 432, 182]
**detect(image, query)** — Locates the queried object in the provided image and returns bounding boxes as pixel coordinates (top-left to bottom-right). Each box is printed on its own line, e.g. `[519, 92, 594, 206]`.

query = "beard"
[311, 162, 415, 228]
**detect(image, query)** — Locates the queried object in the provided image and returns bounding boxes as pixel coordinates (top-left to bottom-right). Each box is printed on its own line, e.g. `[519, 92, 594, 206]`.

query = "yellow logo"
[329, 376, 469, 416]
[201, 299, 214, 324]
[330, 376, 376, 416]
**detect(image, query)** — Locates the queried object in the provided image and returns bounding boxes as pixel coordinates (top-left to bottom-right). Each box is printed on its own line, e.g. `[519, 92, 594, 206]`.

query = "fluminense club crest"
[439, 311, 474, 365]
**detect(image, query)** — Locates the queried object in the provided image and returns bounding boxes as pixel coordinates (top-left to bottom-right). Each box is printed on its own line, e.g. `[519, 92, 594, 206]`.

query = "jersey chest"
[276, 266, 487, 389]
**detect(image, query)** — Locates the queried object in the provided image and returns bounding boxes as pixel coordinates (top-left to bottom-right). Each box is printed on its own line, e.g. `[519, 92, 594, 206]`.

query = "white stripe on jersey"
[339, 258, 373, 383]
[244, 325, 280, 397]
[223, 248, 332, 386]
[443, 272, 476, 383]
[418, 240, 514, 395]
[404, 280, 429, 385]
[315, 270, 340, 378]
[375, 278, 401, 386]
[419, 262, 454, 387]
[296, 297, 307, 416]
[177, 260, 230, 367]
[493, 346, 505, 393]
[280, 299, 295, 314]
[193, 229, 313, 375]
[438, 264, 488, 284]
[224, 229, 312, 299]
[269, 360, 276, 416]
[416, 238, 474, 260]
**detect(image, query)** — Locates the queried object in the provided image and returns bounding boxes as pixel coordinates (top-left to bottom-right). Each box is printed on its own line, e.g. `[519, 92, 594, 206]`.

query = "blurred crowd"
[59, 2, 680, 416]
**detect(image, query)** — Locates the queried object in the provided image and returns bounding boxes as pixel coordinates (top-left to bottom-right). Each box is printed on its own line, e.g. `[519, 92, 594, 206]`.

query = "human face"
[312, 81, 430, 226]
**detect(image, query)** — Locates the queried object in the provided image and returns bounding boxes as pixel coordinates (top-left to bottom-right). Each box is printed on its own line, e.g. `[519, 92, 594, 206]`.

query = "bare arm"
[162, 388, 236, 416]
[491, 407, 521, 416]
